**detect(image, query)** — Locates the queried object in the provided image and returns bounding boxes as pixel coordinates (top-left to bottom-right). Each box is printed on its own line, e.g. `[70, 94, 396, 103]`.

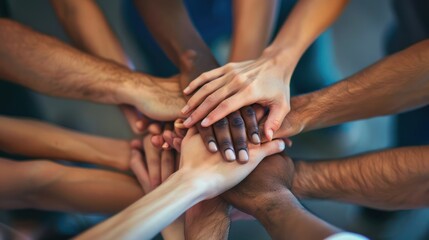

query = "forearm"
[293, 146, 429, 210]
[255, 190, 339, 240]
[229, 0, 278, 62]
[264, 0, 348, 68]
[185, 199, 230, 240]
[292, 40, 429, 133]
[134, 0, 218, 83]
[0, 158, 143, 213]
[0, 116, 130, 170]
[77, 170, 208, 240]
[50, 0, 132, 68]
[0, 19, 146, 104]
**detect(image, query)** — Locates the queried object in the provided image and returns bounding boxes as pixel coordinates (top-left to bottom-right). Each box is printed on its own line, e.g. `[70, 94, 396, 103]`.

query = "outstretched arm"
[274, 39, 429, 138]
[222, 155, 366, 240]
[0, 116, 130, 170]
[293, 146, 429, 210]
[77, 128, 285, 240]
[0, 158, 143, 213]
[50, 0, 133, 68]
[0, 19, 184, 121]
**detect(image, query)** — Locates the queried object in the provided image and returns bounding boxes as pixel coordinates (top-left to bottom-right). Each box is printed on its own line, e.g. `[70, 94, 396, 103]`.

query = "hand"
[258, 94, 314, 140]
[122, 73, 186, 122]
[179, 127, 286, 199]
[130, 133, 177, 192]
[222, 154, 295, 217]
[182, 55, 292, 140]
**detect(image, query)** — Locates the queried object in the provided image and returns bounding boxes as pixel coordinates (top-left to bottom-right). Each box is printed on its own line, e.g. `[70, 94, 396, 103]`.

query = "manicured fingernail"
[252, 133, 261, 144]
[181, 105, 190, 114]
[267, 129, 274, 141]
[225, 149, 236, 161]
[162, 142, 169, 149]
[201, 118, 209, 127]
[238, 150, 249, 161]
[183, 117, 192, 127]
[208, 141, 218, 152]
[278, 141, 285, 151]
[183, 87, 191, 94]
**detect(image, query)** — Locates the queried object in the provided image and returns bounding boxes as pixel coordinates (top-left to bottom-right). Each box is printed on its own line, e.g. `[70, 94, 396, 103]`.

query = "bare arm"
[274, 39, 429, 138]
[134, 0, 218, 84]
[0, 116, 130, 170]
[77, 128, 284, 240]
[0, 158, 143, 213]
[293, 146, 429, 210]
[229, 0, 278, 62]
[0, 19, 184, 121]
[50, 0, 133, 68]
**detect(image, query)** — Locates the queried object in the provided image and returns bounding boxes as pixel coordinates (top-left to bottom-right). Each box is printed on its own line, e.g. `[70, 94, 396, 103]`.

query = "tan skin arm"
[0, 19, 185, 121]
[0, 116, 130, 170]
[273, 39, 429, 138]
[293, 146, 429, 210]
[50, 0, 132, 68]
[0, 158, 143, 213]
[229, 0, 278, 62]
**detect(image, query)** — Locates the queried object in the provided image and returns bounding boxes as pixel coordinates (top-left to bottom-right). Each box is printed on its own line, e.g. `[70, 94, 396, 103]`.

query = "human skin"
[0, 116, 131, 170]
[269, 39, 429, 139]
[76, 128, 285, 240]
[134, 0, 262, 162]
[293, 146, 429, 210]
[182, 0, 349, 141]
[0, 19, 185, 121]
[0, 158, 143, 213]
[223, 154, 341, 240]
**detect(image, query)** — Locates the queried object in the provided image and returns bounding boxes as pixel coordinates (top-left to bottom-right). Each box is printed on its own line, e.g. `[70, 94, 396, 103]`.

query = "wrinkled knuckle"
[220, 139, 233, 149]
[214, 118, 229, 128]
[230, 116, 245, 128]
[234, 137, 247, 148]
[218, 101, 229, 111]
[243, 107, 256, 117]
[205, 95, 215, 105]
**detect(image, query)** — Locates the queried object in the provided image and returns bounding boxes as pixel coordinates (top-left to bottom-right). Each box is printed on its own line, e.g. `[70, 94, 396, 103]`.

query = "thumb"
[264, 103, 289, 141]
[254, 139, 286, 161]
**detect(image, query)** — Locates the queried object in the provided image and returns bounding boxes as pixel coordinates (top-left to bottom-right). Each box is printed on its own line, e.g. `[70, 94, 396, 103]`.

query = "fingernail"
[278, 141, 285, 151]
[181, 105, 190, 114]
[252, 133, 261, 144]
[225, 149, 236, 161]
[201, 118, 209, 127]
[162, 142, 169, 149]
[183, 87, 190, 94]
[208, 141, 218, 152]
[135, 121, 143, 130]
[267, 129, 274, 141]
[183, 117, 192, 127]
[238, 150, 249, 161]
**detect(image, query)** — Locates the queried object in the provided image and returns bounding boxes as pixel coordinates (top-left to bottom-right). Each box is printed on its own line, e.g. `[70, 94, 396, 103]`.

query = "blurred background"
[1, 0, 429, 239]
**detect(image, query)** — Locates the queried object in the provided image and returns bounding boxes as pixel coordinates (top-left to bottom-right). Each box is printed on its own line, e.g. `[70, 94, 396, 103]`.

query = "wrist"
[262, 45, 300, 71]
[171, 169, 216, 202]
[114, 72, 152, 106]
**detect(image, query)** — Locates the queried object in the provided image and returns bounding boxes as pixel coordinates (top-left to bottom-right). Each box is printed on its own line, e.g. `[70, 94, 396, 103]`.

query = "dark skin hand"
[222, 154, 340, 240]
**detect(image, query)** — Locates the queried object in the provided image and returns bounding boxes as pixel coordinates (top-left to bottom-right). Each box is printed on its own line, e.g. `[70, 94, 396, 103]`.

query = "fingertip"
[266, 128, 274, 141]
[201, 118, 210, 127]
[183, 87, 191, 95]
[208, 141, 218, 152]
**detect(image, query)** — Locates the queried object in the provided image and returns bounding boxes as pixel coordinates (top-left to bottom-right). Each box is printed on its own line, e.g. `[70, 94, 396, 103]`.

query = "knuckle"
[233, 136, 247, 148]
[271, 119, 282, 129]
[214, 118, 229, 128]
[243, 107, 256, 117]
[218, 101, 229, 111]
[219, 139, 233, 149]
[230, 116, 245, 128]
[233, 74, 246, 85]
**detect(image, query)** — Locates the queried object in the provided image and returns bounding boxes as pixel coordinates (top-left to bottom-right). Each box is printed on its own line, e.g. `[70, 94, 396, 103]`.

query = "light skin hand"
[182, 0, 349, 140]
